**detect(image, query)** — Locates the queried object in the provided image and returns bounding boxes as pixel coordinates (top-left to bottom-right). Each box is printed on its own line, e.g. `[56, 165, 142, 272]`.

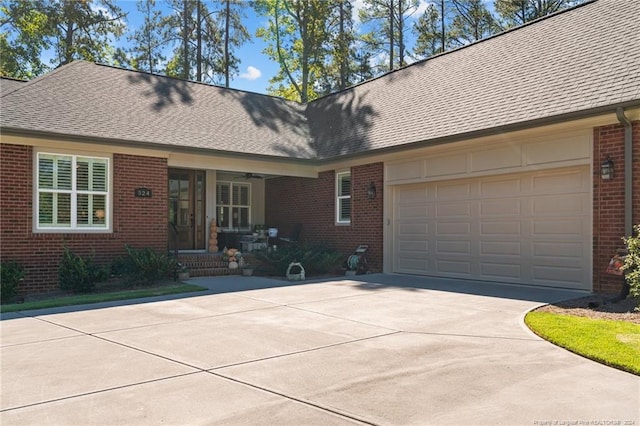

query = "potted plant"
[242, 263, 254, 276]
[177, 263, 190, 280]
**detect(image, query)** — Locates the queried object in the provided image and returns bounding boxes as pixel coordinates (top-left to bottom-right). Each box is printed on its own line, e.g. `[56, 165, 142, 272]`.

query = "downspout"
[615, 107, 633, 237]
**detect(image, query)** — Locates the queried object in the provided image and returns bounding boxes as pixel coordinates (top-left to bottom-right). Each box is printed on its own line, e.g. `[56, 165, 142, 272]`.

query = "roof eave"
[0, 127, 323, 165]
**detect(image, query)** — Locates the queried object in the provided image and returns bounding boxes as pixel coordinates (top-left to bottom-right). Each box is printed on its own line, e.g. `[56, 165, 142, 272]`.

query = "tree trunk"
[224, 0, 230, 87]
[339, 2, 346, 90]
[440, 0, 445, 53]
[196, 0, 202, 82]
[389, 0, 394, 70]
[183, 0, 189, 79]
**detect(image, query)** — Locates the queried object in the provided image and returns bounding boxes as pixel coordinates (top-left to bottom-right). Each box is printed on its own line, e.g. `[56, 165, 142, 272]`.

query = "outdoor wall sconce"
[601, 156, 614, 180]
[367, 181, 377, 200]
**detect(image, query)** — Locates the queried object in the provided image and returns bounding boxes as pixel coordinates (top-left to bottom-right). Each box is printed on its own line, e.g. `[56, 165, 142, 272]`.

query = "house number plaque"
[134, 188, 152, 198]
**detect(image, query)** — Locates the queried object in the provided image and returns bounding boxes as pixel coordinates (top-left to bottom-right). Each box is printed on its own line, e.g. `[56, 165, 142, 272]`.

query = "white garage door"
[392, 166, 591, 290]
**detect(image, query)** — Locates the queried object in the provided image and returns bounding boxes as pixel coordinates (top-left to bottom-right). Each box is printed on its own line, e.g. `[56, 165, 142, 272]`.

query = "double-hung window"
[216, 181, 250, 231]
[336, 171, 351, 224]
[37, 152, 109, 231]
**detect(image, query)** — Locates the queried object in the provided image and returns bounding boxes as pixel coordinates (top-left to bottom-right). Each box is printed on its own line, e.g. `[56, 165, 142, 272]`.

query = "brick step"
[189, 267, 241, 277]
[177, 253, 255, 277]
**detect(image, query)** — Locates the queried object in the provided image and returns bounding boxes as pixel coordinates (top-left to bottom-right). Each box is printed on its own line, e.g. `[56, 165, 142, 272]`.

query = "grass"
[525, 311, 640, 375]
[0, 282, 207, 313]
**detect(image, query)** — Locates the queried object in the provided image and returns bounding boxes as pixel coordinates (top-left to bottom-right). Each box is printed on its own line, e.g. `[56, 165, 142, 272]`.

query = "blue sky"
[116, 0, 433, 95]
[117, 1, 277, 94]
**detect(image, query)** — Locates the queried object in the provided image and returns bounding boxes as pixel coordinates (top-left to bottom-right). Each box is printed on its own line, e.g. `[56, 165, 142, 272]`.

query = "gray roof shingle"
[1, 0, 639, 161]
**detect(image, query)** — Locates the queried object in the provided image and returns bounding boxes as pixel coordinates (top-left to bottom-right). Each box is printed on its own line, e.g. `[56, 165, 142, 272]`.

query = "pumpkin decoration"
[209, 221, 218, 252]
[224, 248, 242, 270]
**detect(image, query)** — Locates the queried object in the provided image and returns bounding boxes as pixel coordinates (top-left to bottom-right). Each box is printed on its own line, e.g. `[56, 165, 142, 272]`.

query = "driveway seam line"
[208, 370, 379, 426]
[285, 304, 402, 333]
[0, 371, 202, 413]
[209, 331, 402, 371]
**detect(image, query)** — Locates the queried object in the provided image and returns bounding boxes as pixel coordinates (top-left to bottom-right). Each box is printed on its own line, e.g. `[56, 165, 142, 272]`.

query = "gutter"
[616, 107, 633, 237]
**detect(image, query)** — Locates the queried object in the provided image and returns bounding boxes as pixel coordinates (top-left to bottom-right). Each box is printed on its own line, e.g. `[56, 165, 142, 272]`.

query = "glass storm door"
[169, 169, 205, 250]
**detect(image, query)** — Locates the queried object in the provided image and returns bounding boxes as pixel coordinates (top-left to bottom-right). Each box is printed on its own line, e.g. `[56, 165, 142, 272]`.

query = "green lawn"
[525, 311, 640, 375]
[0, 283, 207, 313]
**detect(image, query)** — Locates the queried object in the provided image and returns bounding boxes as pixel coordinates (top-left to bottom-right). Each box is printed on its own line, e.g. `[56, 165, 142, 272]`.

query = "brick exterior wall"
[265, 163, 384, 272]
[592, 120, 640, 294]
[0, 144, 168, 294]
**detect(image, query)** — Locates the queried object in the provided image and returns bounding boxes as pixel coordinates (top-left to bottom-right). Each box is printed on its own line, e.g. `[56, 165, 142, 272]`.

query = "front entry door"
[169, 169, 205, 250]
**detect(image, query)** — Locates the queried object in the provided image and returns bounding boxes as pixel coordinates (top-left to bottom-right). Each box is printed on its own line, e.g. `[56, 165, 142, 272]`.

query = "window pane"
[57, 157, 72, 190]
[233, 207, 249, 229]
[92, 161, 107, 191]
[39, 157, 54, 189]
[218, 206, 229, 228]
[339, 174, 351, 196]
[77, 194, 89, 225]
[217, 183, 230, 205]
[93, 195, 106, 226]
[179, 200, 189, 226]
[77, 160, 89, 191]
[39, 193, 53, 225]
[233, 184, 249, 206]
[339, 198, 351, 222]
[56, 193, 71, 226]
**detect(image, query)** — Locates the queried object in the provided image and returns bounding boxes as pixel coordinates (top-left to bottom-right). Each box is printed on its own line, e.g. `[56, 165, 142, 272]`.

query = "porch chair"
[278, 223, 303, 246]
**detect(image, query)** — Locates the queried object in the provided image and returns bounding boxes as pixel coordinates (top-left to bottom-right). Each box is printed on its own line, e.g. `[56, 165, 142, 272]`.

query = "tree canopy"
[1, 0, 586, 100]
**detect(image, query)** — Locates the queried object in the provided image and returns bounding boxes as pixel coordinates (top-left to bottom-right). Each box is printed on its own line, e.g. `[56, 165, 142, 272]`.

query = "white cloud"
[239, 66, 262, 81]
[352, 0, 366, 25]
[413, 0, 432, 18]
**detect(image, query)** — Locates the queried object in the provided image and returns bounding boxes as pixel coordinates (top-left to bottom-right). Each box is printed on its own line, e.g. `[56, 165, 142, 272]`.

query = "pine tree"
[128, 0, 166, 74]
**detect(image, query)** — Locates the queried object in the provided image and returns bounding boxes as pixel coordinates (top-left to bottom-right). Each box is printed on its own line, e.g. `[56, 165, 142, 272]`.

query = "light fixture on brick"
[367, 181, 377, 200]
[601, 156, 614, 180]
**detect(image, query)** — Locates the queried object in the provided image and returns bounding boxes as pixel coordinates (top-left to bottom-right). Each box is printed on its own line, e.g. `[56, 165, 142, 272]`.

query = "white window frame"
[216, 181, 252, 231]
[34, 150, 111, 233]
[336, 170, 351, 225]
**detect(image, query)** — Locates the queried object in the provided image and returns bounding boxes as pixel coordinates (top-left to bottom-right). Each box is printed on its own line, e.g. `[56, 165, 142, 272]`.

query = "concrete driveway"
[1, 274, 638, 425]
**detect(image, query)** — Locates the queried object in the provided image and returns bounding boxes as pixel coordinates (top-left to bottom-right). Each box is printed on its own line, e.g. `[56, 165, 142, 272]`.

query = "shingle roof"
[0, 77, 27, 97]
[1, 62, 310, 158]
[1, 0, 639, 161]
[308, 0, 640, 158]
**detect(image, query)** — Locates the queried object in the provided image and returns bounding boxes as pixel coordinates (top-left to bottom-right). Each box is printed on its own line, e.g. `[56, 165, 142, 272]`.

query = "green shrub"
[110, 254, 136, 278]
[59, 247, 109, 293]
[252, 244, 343, 277]
[124, 245, 177, 285]
[1, 262, 25, 303]
[623, 224, 640, 310]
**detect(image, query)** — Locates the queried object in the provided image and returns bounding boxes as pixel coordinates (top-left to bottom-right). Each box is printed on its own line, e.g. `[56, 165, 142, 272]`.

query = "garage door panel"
[393, 166, 591, 290]
[397, 186, 429, 202]
[398, 240, 429, 252]
[437, 222, 471, 235]
[480, 221, 521, 236]
[480, 178, 521, 196]
[532, 194, 587, 215]
[436, 182, 472, 199]
[437, 240, 471, 255]
[532, 266, 584, 288]
[398, 222, 428, 237]
[480, 263, 522, 279]
[531, 169, 588, 193]
[480, 199, 521, 216]
[533, 242, 583, 257]
[437, 260, 471, 275]
[397, 205, 429, 219]
[533, 219, 585, 237]
[480, 241, 521, 256]
[436, 202, 471, 217]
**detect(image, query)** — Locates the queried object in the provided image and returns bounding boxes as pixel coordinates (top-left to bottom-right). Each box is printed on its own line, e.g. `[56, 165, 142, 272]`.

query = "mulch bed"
[534, 294, 640, 324]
